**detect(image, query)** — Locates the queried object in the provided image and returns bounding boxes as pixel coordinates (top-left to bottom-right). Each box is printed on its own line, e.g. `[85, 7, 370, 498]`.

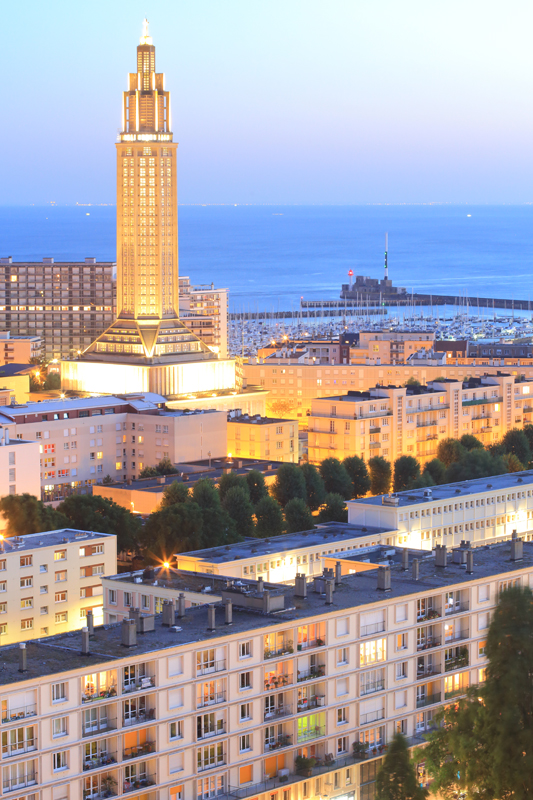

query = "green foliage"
[501, 428, 531, 467]
[459, 433, 484, 451]
[192, 479, 239, 546]
[222, 486, 255, 538]
[160, 481, 190, 507]
[300, 463, 326, 511]
[393, 455, 420, 493]
[502, 452, 524, 473]
[376, 733, 427, 800]
[156, 457, 179, 475]
[270, 463, 307, 507]
[409, 470, 436, 489]
[342, 455, 371, 498]
[57, 494, 141, 553]
[368, 456, 392, 496]
[317, 493, 347, 523]
[423, 458, 447, 485]
[437, 438, 466, 467]
[522, 424, 533, 455]
[218, 472, 249, 504]
[139, 502, 204, 562]
[404, 378, 421, 387]
[319, 458, 352, 499]
[102, 475, 113, 485]
[255, 495, 284, 537]
[138, 465, 159, 479]
[422, 586, 533, 800]
[44, 372, 61, 390]
[284, 498, 314, 533]
[245, 470, 268, 506]
[0, 494, 68, 537]
[192, 479, 220, 510]
[445, 448, 507, 483]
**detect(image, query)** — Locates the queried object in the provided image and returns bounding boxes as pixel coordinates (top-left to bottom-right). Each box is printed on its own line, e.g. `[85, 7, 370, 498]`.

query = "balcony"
[416, 609, 440, 622]
[123, 775, 156, 793]
[264, 674, 293, 691]
[196, 660, 226, 676]
[417, 636, 441, 651]
[360, 679, 385, 696]
[264, 646, 293, 660]
[445, 687, 468, 700]
[297, 696, 325, 712]
[1, 739, 36, 758]
[82, 688, 118, 704]
[264, 705, 292, 721]
[2, 705, 37, 724]
[369, 426, 381, 433]
[296, 638, 325, 652]
[369, 442, 381, 449]
[360, 708, 385, 725]
[197, 692, 226, 709]
[416, 665, 441, 679]
[82, 716, 118, 737]
[416, 692, 442, 709]
[122, 742, 155, 760]
[445, 657, 469, 673]
[297, 665, 325, 683]
[296, 725, 326, 743]
[264, 734, 293, 752]
[198, 755, 226, 773]
[198, 726, 226, 741]
[122, 708, 155, 728]
[361, 621, 386, 637]
[3, 774, 37, 793]
[122, 676, 155, 695]
[416, 420, 438, 428]
[444, 630, 470, 644]
[83, 753, 118, 771]
[444, 601, 469, 616]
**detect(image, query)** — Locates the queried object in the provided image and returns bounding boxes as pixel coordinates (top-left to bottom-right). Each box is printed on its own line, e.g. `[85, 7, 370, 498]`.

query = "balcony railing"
[83, 753, 117, 771]
[2, 774, 37, 793]
[416, 692, 442, 709]
[82, 688, 118, 704]
[417, 665, 441, 678]
[297, 696, 325, 712]
[297, 666, 325, 683]
[417, 636, 441, 651]
[360, 679, 385, 695]
[444, 630, 469, 644]
[198, 727, 226, 741]
[122, 742, 155, 760]
[416, 609, 440, 622]
[445, 687, 468, 700]
[197, 692, 226, 709]
[296, 725, 326, 744]
[198, 757, 226, 773]
[122, 708, 155, 727]
[416, 420, 438, 428]
[445, 657, 469, 673]
[196, 660, 226, 676]
[264, 674, 293, 691]
[264, 734, 293, 752]
[82, 718, 117, 737]
[122, 775, 156, 794]
[2, 704, 37, 724]
[264, 704, 292, 721]
[296, 638, 325, 651]
[264, 646, 293, 659]
[360, 708, 385, 725]
[361, 621, 386, 637]
[122, 676, 155, 694]
[444, 602, 469, 616]
[369, 442, 381, 449]
[1, 740, 36, 757]
[369, 426, 381, 433]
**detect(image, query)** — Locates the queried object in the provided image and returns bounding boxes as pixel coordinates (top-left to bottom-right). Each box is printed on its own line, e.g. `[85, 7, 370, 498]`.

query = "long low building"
[0, 540, 528, 800]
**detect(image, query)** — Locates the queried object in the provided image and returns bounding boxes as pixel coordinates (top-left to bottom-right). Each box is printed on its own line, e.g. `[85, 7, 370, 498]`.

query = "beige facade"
[307, 372, 529, 465]
[0, 529, 115, 645]
[0, 540, 528, 800]
[180, 279, 229, 359]
[227, 415, 298, 463]
[0, 331, 42, 364]
[350, 331, 436, 365]
[0, 435, 41, 510]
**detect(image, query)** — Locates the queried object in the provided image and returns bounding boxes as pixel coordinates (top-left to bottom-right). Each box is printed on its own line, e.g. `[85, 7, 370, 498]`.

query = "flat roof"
[228, 415, 297, 425]
[352, 469, 533, 508]
[0, 539, 530, 684]
[178, 522, 395, 563]
[105, 568, 285, 598]
[0, 528, 113, 554]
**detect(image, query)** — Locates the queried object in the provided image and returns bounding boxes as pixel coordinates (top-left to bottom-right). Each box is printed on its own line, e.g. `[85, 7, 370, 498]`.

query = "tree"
[502, 452, 525, 473]
[319, 458, 353, 499]
[368, 456, 392, 496]
[300, 463, 326, 511]
[44, 373, 61, 390]
[218, 472, 249, 504]
[0, 494, 68, 537]
[410, 471, 436, 489]
[422, 458, 446, 485]
[222, 486, 255, 538]
[437, 438, 466, 468]
[376, 733, 427, 800]
[102, 475, 113, 485]
[393, 456, 420, 493]
[57, 494, 141, 553]
[317, 493, 347, 523]
[522, 424, 533, 456]
[459, 433, 484, 451]
[271, 464, 307, 508]
[284, 498, 314, 533]
[445, 449, 507, 483]
[501, 428, 531, 468]
[156, 457, 179, 476]
[255, 495, 284, 537]
[139, 502, 204, 562]
[404, 378, 421, 387]
[342, 455, 371, 498]
[245, 470, 268, 506]
[139, 465, 158, 479]
[192, 479, 238, 546]
[422, 586, 533, 800]
[160, 481, 190, 507]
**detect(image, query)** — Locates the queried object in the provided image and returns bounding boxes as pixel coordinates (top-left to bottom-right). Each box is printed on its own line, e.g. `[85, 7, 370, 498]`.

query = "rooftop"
[0, 539, 530, 684]
[352, 469, 533, 507]
[228, 414, 297, 425]
[0, 528, 113, 554]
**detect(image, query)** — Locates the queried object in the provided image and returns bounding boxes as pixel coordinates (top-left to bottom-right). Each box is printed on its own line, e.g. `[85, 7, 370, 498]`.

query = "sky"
[3, 0, 533, 205]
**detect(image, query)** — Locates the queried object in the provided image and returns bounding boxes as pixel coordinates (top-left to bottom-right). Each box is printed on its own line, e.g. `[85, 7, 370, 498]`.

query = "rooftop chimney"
[294, 573, 307, 598]
[18, 643, 27, 673]
[129, 607, 141, 632]
[207, 605, 216, 632]
[325, 578, 334, 605]
[412, 559, 419, 581]
[257, 577, 264, 594]
[335, 561, 342, 586]
[466, 550, 474, 574]
[511, 537, 523, 562]
[512, 528, 518, 540]
[224, 598, 233, 625]
[377, 565, 391, 591]
[401, 549, 409, 571]
[435, 544, 447, 568]
[162, 601, 174, 627]
[86, 608, 94, 636]
[177, 593, 186, 619]
[81, 627, 90, 656]
[121, 618, 137, 648]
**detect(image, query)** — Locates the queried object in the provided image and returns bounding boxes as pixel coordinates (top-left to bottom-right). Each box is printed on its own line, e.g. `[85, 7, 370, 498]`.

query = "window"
[336, 648, 349, 665]
[124, 592, 132, 607]
[55, 571, 67, 583]
[360, 638, 387, 666]
[478, 640, 487, 657]
[337, 707, 347, 725]
[108, 589, 117, 605]
[240, 703, 251, 721]
[55, 612, 68, 624]
[52, 717, 68, 737]
[40, 565, 48, 573]
[396, 633, 408, 651]
[20, 555, 32, 567]
[54, 550, 66, 561]
[53, 750, 67, 771]
[55, 592, 67, 603]
[239, 734, 251, 752]
[337, 736, 348, 754]
[170, 720, 183, 740]
[21, 618, 33, 631]
[20, 577, 32, 589]
[40, 585, 48, 594]
[396, 661, 407, 680]
[239, 641, 251, 659]
[52, 682, 67, 702]
[239, 672, 251, 690]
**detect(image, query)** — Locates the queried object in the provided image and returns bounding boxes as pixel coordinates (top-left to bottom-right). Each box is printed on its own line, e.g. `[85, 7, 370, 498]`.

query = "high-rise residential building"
[0, 257, 115, 360]
[179, 278, 229, 359]
[61, 22, 235, 396]
[227, 413, 298, 463]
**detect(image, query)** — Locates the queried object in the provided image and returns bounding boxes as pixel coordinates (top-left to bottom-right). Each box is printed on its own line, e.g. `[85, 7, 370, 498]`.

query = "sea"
[0, 204, 532, 314]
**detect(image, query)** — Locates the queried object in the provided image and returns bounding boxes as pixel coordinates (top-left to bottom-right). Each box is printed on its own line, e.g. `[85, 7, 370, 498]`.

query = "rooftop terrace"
[0, 528, 112, 554]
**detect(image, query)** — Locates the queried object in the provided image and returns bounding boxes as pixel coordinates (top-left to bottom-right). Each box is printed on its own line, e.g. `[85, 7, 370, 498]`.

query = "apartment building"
[0, 430, 41, 506]
[244, 357, 533, 423]
[0, 332, 42, 365]
[227, 414, 298, 463]
[0, 529, 116, 645]
[179, 278, 229, 359]
[348, 331, 436, 365]
[348, 469, 533, 552]
[0, 539, 528, 800]
[0, 395, 226, 500]
[0, 257, 116, 361]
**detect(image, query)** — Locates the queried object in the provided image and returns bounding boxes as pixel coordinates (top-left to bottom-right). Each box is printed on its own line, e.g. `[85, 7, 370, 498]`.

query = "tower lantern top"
[140, 18, 153, 46]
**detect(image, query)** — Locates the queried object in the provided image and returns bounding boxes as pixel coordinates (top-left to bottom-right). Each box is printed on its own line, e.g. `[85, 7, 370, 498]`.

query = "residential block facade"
[227, 414, 298, 463]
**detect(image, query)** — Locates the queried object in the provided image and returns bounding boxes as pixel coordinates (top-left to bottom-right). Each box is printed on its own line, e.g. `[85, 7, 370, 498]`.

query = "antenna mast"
[384, 233, 388, 281]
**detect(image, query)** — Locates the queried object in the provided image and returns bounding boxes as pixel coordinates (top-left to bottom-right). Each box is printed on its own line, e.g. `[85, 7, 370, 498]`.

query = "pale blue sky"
[3, 0, 533, 204]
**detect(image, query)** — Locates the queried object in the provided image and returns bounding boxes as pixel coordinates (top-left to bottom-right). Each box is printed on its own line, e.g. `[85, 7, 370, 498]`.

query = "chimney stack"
[81, 627, 90, 656]
[466, 549, 474, 574]
[224, 598, 233, 625]
[18, 643, 27, 673]
[325, 578, 334, 605]
[129, 607, 141, 632]
[377, 565, 391, 591]
[177, 593, 186, 619]
[86, 608, 94, 636]
[512, 528, 518, 540]
[294, 573, 307, 598]
[401, 549, 409, 571]
[162, 601, 174, 627]
[207, 605, 216, 632]
[335, 561, 342, 586]
[511, 537, 523, 562]
[412, 559, 419, 581]
[257, 577, 264, 594]
[435, 544, 447, 568]
[121, 618, 137, 647]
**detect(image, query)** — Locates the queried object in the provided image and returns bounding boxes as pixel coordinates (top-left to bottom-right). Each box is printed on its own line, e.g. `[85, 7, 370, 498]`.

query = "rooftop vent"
[487, 484, 493, 489]
[455, 489, 461, 494]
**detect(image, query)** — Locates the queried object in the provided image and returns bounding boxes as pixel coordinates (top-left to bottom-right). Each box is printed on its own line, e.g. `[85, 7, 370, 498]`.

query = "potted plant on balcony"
[316, 637, 325, 647]
[101, 774, 118, 798]
[352, 741, 368, 759]
[286, 640, 294, 653]
[295, 755, 316, 777]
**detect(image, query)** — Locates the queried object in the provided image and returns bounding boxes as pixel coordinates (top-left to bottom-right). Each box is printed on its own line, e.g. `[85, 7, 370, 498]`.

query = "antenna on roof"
[384, 233, 388, 281]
